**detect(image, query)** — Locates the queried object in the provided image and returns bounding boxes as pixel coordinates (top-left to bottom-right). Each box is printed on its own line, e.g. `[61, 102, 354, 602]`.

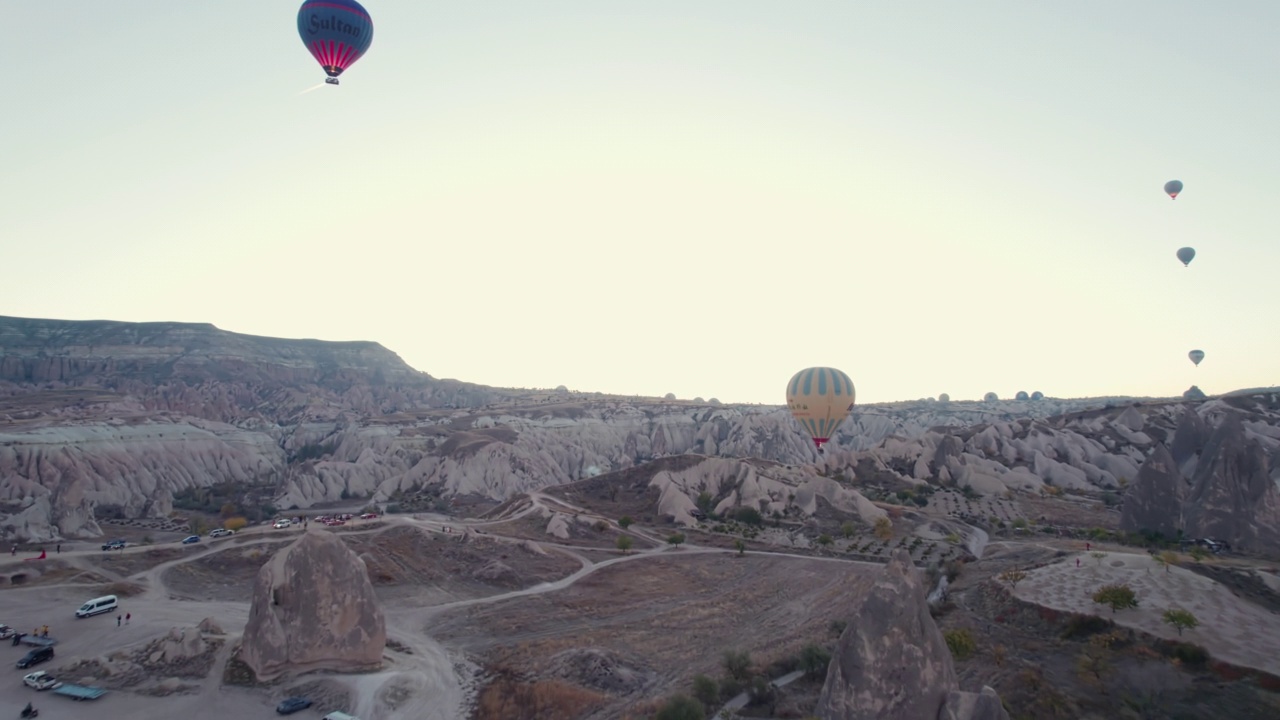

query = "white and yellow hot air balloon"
[786, 367, 856, 452]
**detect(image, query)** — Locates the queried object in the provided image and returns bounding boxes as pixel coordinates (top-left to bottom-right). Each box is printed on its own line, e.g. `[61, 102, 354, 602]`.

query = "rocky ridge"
[1, 315, 1273, 547]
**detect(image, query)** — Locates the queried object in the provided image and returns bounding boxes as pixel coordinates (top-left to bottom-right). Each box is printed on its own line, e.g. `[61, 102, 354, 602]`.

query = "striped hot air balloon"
[785, 367, 856, 452]
[298, 0, 374, 86]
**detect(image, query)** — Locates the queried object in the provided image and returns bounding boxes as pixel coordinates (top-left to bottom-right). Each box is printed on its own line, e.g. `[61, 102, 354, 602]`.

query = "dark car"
[181, 535, 200, 545]
[102, 539, 126, 551]
[17, 646, 54, 669]
[276, 697, 313, 715]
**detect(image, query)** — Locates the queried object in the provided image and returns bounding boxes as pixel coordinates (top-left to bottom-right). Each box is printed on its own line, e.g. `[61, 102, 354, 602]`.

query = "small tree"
[799, 643, 832, 679]
[840, 521, 856, 538]
[817, 534, 833, 547]
[1092, 584, 1139, 614]
[224, 517, 248, 532]
[1090, 551, 1106, 567]
[735, 507, 764, 526]
[734, 538, 746, 556]
[219, 502, 237, 519]
[696, 491, 714, 516]
[618, 515, 633, 530]
[829, 619, 847, 638]
[1188, 546, 1209, 563]
[998, 568, 1028, 590]
[667, 533, 686, 546]
[874, 516, 893, 541]
[654, 693, 705, 720]
[944, 628, 977, 660]
[1158, 550, 1179, 573]
[1163, 608, 1199, 636]
[691, 674, 718, 711]
[616, 535, 633, 554]
[722, 649, 752, 683]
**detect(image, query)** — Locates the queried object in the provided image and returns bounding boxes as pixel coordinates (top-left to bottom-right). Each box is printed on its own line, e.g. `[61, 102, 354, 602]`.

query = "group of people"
[117, 613, 132, 626]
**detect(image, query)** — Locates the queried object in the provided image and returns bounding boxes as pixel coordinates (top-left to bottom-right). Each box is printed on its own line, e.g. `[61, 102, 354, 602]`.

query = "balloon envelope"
[1176, 247, 1196, 266]
[1189, 350, 1205, 366]
[786, 367, 856, 451]
[1164, 180, 1183, 199]
[298, 0, 374, 80]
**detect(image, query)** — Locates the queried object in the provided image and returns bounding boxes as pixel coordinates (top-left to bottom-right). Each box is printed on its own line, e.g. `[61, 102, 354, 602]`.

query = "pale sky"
[3, 2, 1277, 404]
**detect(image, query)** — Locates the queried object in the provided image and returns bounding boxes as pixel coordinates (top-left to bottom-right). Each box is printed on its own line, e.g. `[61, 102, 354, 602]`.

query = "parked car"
[16, 646, 54, 669]
[276, 696, 313, 715]
[273, 519, 292, 529]
[181, 535, 200, 545]
[0, 624, 14, 640]
[208, 528, 233, 538]
[101, 539, 126, 551]
[359, 513, 379, 520]
[23, 670, 62, 691]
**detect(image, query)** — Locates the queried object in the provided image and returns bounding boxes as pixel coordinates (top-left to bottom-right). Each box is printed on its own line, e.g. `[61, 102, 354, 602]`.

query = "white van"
[322, 712, 361, 720]
[75, 595, 118, 618]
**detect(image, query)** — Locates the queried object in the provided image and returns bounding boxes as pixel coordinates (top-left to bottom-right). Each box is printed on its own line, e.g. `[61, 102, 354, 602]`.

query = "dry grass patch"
[474, 668, 609, 720]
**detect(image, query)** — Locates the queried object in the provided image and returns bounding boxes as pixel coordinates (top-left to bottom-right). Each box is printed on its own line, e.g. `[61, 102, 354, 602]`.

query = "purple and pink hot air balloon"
[297, 0, 374, 86]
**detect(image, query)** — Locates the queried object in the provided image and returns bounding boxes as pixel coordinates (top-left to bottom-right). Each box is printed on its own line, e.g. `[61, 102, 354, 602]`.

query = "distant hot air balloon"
[938, 393, 950, 403]
[1189, 349, 1205, 366]
[1176, 247, 1196, 267]
[1164, 180, 1183, 199]
[786, 367, 856, 452]
[1031, 391, 1044, 401]
[298, 0, 374, 86]
[1015, 391, 1029, 401]
[984, 392, 998, 402]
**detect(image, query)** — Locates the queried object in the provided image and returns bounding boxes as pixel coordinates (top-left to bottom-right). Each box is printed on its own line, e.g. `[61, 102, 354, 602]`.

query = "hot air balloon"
[1015, 391, 1029, 401]
[786, 367, 856, 452]
[984, 392, 998, 402]
[938, 393, 950, 403]
[1164, 180, 1183, 199]
[298, 0, 374, 86]
[1189, 349, 1205, 366]
[1176, 247, 1196, 267]
[1031, 391, 1044, 401]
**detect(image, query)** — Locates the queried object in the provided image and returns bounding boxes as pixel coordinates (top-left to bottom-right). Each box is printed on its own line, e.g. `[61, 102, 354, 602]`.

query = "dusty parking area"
[0, 582, 270, 720]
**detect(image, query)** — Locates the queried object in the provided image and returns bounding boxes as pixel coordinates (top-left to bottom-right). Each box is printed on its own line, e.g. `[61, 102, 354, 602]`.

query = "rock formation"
[1119, 443, 1186, 539]
[816, 549, 1009, 720]
[1121, 406, 1280, 555]
[240, 530, 385, 681]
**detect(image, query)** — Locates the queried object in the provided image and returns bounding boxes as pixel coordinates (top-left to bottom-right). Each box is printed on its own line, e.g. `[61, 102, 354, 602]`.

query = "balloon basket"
[325, 78, 339, 86]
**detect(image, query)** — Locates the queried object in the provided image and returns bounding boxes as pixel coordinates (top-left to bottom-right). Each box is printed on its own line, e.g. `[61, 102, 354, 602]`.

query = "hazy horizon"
[4, 2, 1277, 404]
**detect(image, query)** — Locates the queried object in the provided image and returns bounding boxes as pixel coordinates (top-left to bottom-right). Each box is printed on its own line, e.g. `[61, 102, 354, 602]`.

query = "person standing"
[56, 544, 61, 554]
[117, 615, 121, 627]
[125, 613, 131, 625]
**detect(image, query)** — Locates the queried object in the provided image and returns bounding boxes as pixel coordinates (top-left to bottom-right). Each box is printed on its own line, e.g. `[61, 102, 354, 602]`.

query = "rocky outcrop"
[1121, 409, 1280, 555]
[816, 549, 1009, 720]
[1119, 443, 1186, 539]
[646, 456, 884, 527]
[240, 531, 385, 681]
[1182, 414, 1280, 553]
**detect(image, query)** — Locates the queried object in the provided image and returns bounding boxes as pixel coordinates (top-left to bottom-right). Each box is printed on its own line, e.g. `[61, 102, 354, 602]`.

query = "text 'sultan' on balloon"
[1164, 180, 1183, 199]
[785, 367, 856, 452]
[298, 0, 374, 86]
[1189, 349, 1205, 367]
[1176, 247, 1196, 267]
